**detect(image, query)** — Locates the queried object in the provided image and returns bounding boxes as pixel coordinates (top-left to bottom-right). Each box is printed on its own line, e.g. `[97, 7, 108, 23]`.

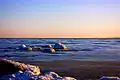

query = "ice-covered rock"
[22, 44, 27, 48]
[0, 59, 76, 80]
[54, 43, 68, 50]
[100, 76, 120, 80]
[0, 59, 40, 76]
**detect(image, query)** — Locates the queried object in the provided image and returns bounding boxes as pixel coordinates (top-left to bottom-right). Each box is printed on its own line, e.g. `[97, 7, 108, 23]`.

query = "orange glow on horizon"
[0, 0, 120, 38]
[0, 26, 119, 38]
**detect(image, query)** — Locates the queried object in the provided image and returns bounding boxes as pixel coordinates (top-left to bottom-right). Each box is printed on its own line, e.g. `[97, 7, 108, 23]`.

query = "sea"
[0, 38, 120, 61]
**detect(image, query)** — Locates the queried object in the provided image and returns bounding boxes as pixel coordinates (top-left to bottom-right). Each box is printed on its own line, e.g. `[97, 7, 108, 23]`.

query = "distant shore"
[3, 58, 120, 80]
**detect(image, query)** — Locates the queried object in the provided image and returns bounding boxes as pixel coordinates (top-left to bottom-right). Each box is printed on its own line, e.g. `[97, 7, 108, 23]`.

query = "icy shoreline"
[0, 59, 76, 80]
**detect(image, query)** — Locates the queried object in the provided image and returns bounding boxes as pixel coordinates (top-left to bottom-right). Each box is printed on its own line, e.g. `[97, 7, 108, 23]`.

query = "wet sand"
[4, 58, 120, 80]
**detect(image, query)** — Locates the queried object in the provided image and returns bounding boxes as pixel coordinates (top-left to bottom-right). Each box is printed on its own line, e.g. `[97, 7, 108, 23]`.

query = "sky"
[0, 0, 120, 38]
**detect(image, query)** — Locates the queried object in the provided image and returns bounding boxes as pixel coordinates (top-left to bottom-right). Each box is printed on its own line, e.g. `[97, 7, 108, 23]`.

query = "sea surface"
[0, 38, 120, 61]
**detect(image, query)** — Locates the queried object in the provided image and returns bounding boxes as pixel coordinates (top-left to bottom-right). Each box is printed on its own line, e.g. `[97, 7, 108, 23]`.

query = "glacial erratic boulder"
[0, 59, 76, 80]
[54, 43, 68, 50]
[0, 59, 25, 76]
[42, 48, 55, 53]
[0, 59, 40, 76]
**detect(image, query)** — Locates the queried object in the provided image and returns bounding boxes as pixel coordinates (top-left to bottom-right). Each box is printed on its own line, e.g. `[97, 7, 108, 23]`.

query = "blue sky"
[0, 0, 120, 38]
[1, 0, 120, 17]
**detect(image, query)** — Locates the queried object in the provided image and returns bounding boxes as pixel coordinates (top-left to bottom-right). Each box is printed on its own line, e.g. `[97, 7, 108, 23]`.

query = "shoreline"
[4, 58, 120, 80]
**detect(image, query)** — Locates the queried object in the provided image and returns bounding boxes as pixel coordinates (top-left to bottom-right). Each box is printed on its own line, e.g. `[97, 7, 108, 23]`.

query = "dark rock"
[42, 48, 55, 53]
[0, 59, 25, 76]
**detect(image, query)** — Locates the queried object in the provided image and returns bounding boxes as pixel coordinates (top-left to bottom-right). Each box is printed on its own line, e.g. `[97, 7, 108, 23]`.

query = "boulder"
[28, 47, 32, 51]
[16, 44, 27, 51]
[100, 76, 120, 80]
[31, 46, 43, 51]
[0, 59, 76, 80]
[41, 44, 52, 48]
[42, 48, 55, 53]
[0, 59, 40, 76]
[21, 44, 27, 48]
[54, 43, 68, 50]
[0, 59, 25, 76]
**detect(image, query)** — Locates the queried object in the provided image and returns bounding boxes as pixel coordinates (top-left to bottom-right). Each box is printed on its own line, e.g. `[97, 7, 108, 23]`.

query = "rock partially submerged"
[22, 44, 27, 48]
[16, 44, 33, 51]
[54, 42, 68, 51]
[6, 43, 69, 53]
[0, 59, 76, 80]
[40, 44, 52, 48]
[42, 48, 55, 53]
[14, 43, 68, 53]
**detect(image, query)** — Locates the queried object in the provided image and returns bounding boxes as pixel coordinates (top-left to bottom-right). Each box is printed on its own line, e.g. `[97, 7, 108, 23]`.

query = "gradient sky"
[0, 0, 120, 38]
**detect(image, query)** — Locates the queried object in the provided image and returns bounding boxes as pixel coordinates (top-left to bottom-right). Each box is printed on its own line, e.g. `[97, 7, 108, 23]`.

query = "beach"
[7, 58, 120, 80]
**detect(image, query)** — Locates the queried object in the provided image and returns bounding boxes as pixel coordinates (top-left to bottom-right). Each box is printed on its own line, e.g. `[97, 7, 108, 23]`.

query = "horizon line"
[0, 37, 120, 39]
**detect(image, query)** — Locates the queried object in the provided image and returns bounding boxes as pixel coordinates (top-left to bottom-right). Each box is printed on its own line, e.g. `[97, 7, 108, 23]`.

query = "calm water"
[0, 38, 120, 61]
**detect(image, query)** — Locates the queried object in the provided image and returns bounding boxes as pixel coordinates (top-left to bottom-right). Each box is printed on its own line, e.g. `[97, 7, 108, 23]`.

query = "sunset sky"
[0, 0, 120, 38]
